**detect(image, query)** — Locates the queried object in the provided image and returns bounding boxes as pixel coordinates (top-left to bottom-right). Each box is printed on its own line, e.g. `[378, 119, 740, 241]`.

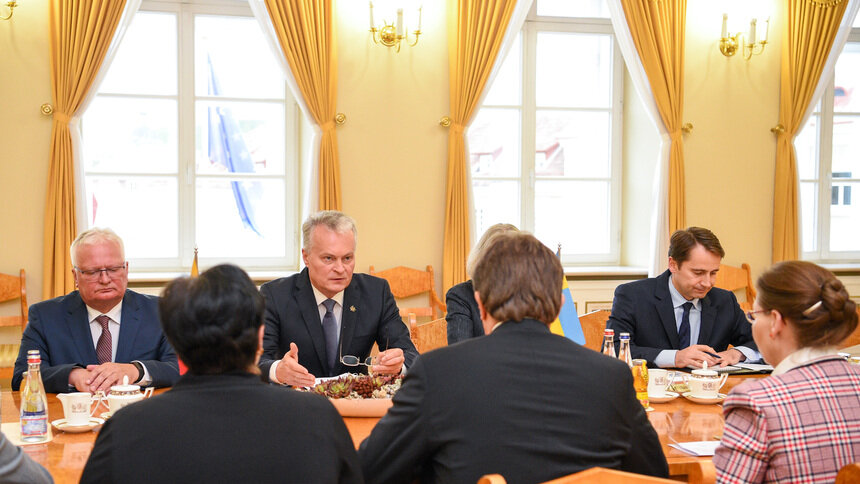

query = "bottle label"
[21, 414, 48, 438]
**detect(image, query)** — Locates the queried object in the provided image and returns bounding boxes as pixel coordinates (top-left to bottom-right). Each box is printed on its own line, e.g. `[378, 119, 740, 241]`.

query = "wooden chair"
[836, 462, 860, 484]
[0, 269, 28, 379]
[369, 265, 446, 319]
[578, 309, 610, 352]
[409, 317, 447, 353]
[714, 263, 756, 311]
[840, 309, 860, 349]
[479, 467, 677, 484]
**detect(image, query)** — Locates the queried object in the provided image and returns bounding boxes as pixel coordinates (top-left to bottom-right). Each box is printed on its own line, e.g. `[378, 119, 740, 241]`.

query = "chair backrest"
[369, 265, 446, 319]
[714, 263, 756, 311]
[840, 311, 860, 349]
[578, 309, 610, 352]
[837, 462, 860, 484]
[409, 317, 447, 353]
[479, 468, 677, 484]
[0, 269, 27, 330]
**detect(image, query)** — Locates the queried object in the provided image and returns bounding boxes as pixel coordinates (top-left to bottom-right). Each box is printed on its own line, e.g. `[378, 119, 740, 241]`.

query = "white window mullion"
[819, 84, 835, 259]
[522, 20, 537, 233]
[178, 6, 196, 268]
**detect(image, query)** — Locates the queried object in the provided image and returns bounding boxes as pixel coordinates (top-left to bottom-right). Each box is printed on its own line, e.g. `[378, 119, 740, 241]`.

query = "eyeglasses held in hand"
[341, 355, 375, 367]
[75, 264, 127, 281]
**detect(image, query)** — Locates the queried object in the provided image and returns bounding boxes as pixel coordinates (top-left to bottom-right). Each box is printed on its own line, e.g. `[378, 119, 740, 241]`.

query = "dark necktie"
[678, 302, 693, 349]
[95, 315, 112, 364]
[322, 299, 338, 374]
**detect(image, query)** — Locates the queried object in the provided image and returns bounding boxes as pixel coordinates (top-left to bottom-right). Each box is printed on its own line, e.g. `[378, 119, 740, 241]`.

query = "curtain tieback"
[320, 120, 336, 132]
[450, 122, 465, 135]
[53, 112, 71, 124]
[669, 129, 683, 143]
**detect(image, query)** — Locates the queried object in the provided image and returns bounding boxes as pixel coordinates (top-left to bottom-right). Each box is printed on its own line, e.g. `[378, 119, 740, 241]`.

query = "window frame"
[78, 0, 300, 272]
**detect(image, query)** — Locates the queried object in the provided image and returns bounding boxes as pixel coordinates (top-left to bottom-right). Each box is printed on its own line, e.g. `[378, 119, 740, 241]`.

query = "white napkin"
[669, 441, 720, 456]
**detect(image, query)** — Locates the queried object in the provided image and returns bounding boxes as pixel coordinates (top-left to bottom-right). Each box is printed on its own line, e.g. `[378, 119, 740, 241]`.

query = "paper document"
[669, 441, 720, 456]
[735, 362, 773, 371]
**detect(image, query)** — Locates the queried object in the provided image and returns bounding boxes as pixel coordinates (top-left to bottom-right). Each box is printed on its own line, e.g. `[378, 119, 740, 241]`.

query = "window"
[798, 17, 860, 260]
[80, 1, 299, 271]
[468, 1, 622, 264]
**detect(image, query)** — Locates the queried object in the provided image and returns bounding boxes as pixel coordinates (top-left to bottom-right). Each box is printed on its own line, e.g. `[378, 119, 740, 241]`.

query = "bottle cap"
[26, 349, 40, 364]
[619, 332, 630, 340]
[604, 329, 614, 336]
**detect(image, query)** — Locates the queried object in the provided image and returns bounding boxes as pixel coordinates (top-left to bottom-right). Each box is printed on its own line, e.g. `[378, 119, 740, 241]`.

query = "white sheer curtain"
[607, 0, 669, 277]
[72, 0, 143, 229]
[465, 0, 534, 246]
[249, 0, 319, 225]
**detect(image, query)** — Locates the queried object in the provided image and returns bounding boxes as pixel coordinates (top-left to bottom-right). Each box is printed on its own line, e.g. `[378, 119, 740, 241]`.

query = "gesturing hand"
[372, 348, 404, 375]
[276, 343, 316, 387]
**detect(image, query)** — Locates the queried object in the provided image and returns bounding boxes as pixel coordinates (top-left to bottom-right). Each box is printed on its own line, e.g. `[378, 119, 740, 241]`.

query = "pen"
[704, 351, 722, 359]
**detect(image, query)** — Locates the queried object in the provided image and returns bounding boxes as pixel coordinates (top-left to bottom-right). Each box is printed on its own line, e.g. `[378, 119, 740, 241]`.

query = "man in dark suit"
[607, 227, 758, 368]
[360, 232, 668, 483]
[12, 228, 178, 393]
[81, 264, 362, 484]
[259, 210, 417, 387]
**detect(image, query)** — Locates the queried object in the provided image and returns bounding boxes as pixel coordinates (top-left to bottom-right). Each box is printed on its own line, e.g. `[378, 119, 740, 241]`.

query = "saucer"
[100, 412, 113, 420]
[682, 392, 727, 404]
[648, 391, 679, 403]
[51, 417, 104, 433]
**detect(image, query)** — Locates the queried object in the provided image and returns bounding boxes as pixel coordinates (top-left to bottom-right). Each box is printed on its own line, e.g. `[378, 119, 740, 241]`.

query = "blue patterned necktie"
[678, 302, 693, 349]
[322, 299, 338, 374]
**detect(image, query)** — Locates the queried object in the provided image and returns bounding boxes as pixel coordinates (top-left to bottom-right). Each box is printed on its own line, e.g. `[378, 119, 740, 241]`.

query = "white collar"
[772, 346, 839, 376]
[668, 275, 700, 310]
[85, 300, 123, 324]
[311, 284, 344, 308]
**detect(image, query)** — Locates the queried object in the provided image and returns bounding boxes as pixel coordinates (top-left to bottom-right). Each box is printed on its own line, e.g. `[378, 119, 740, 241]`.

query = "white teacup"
[57, 392, 101, 426]
[688, 369, 728, 399]
[647, 369, 676, 398]
[107, 378, 154, 414]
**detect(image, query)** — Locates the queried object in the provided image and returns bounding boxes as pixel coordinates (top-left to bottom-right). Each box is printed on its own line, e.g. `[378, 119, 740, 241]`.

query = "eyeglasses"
[745, 309, 768, 323]
[341, 355, 376, 367]
[75, 264, 127, 281]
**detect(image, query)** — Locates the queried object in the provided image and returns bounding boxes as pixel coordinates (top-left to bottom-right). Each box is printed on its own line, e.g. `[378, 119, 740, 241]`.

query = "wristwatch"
[131, 361, 144, 383]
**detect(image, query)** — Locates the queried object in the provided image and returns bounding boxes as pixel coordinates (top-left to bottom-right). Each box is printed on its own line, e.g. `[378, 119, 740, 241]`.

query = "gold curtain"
[443, 0, 517, 291]
[620, 0, 687, 233]
[773, 0, 849, 262]
[44, 0, 127, 299]
[263, 0, 341, 210]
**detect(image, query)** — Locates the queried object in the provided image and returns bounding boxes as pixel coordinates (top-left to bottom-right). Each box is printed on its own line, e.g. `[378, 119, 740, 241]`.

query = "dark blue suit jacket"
[445, 280, 484, 344]
[606, 270, 756, 366]
[258, 269, 418, 381]
[12, 290, 179, 393]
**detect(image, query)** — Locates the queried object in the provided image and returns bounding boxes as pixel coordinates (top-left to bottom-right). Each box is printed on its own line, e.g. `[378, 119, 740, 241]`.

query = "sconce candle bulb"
[368, 2, 422, 53]
[719, 13, 768, 60]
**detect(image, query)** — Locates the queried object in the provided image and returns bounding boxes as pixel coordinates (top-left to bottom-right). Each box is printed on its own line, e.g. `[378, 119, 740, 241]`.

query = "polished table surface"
[1, 375, 763, 484]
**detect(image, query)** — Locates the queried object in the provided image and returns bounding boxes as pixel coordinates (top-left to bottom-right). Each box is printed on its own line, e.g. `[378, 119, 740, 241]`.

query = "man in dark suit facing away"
[12, 228, 178, 393]
[258, 210, 417, 387]
[359, 231, 668, 484]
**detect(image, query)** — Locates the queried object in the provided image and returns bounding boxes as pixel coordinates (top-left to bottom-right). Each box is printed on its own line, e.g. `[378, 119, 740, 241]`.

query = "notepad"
[669, 441, 720, 456]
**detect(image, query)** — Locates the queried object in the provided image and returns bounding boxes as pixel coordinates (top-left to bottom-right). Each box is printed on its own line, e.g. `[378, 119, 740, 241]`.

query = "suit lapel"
[115, 291, 141, 363]
[654, 271, 681, 349]
[698, 294, 715, 345]
[66, 292, 99, 363]
[295, 270, 328, 372]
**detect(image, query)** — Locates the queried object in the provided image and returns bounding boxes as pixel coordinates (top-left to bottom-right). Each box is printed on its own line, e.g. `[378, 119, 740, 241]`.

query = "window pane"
[195, 15, 285, 99]
[801, 182, 817, 253]
[830, 181, 860, 252]
[536, 110, 610, 178]
[535, 180, 610, 254]
[834, 42, 860, 113]
[536, 33, 612, 108]
[85, 176, 178, 258]
[795, 115, 818, 180]
[832, 115, 860, 174]
[469, 108, 521, 178]
[473, 180, 520, 237]
[196, 101, 285, 175]
[99, 12, 177, 95]
[483, 33, 521, 106]
[196, 178, 286, 257]
[82, 97, 178, 174]
[537, 0, 609, 18]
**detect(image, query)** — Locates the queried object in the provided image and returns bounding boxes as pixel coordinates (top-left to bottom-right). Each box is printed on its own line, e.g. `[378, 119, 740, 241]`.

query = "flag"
[549, 245, 585, 344]
[190, 247, 199, 278]
[207, 55, 262, 236]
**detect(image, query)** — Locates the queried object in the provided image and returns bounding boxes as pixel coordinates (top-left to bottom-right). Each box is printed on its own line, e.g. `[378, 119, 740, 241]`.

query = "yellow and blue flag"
[549, 246, 585, 344]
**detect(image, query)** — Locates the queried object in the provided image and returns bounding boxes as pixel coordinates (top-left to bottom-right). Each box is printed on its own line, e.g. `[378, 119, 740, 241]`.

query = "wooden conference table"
[1, 375, 763, 484]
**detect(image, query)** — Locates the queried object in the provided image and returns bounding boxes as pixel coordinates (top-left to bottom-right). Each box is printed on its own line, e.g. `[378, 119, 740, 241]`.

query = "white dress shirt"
[84, 302, 152, 385]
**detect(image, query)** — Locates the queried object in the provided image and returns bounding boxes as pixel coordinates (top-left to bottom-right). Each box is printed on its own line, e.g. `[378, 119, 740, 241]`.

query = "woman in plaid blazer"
[714, 261, 860, 483]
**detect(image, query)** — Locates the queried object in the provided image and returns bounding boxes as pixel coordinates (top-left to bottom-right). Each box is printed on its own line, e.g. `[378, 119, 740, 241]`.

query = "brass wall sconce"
[719, 13, 769, 60]
[369, 2, 421, 53]
[1, 1, 18, 21]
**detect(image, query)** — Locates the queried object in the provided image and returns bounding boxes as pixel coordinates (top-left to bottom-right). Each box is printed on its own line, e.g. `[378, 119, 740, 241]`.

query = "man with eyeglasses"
[12, 228, 179, 393]
[606, 227, 759, 369]
[258, 211, 418, 387]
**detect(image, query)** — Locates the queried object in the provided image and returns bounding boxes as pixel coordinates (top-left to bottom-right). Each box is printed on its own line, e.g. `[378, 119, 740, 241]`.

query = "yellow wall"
[0, 0, 802, 317]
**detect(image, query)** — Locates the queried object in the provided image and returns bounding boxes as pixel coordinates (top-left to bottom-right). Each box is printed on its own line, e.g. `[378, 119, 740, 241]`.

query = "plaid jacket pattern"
[714, 356, 860, 483]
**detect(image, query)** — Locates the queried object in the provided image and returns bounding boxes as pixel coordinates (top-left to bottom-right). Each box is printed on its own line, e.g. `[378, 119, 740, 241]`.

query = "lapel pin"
[350, 306, 356, 312]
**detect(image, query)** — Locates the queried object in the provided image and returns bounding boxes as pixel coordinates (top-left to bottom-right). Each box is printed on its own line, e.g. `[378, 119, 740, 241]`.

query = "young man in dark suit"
[607, 227, 758, 368]
[12, 228, 178, 393]
[360, 232, 668, 483]
[258, 210, 417, 387]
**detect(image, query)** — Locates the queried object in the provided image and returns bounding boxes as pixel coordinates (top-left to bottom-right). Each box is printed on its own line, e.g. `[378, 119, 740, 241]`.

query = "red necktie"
[96, 315, 112, 364]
